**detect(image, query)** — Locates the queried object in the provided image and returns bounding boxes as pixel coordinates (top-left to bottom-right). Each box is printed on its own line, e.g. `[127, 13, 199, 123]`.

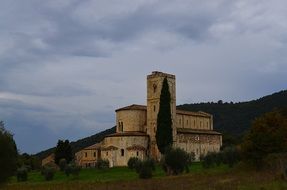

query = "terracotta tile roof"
[84, 143, 102, 150]
[115, 104, 147, 112]
[177, 128, 221, 135]
[115, 104, 211, 118]
[105, 131, 148, 137]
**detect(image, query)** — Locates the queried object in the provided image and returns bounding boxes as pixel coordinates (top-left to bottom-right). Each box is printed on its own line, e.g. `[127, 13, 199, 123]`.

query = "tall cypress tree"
[156, 77, 173, 154]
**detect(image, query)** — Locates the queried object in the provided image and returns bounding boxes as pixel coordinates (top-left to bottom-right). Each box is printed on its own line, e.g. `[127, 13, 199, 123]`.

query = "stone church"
[75, 71, 222, 167]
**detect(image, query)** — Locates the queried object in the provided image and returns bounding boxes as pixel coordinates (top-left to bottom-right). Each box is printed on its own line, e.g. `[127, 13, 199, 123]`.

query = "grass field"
[3, 163, 287, 190]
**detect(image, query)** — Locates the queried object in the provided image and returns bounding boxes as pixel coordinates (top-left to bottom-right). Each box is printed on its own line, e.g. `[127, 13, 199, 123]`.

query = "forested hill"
[36, 126, 116, 160]
[36, 90, 286, 158]
[177, 90, 287, 137]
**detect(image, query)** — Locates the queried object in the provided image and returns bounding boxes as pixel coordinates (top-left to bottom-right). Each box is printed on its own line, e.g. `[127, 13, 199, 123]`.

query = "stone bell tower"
[146, 71, 176, 160]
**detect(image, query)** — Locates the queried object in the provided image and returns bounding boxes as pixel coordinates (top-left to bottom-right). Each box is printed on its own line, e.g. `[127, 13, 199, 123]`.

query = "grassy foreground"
[3, 163, 287, 190]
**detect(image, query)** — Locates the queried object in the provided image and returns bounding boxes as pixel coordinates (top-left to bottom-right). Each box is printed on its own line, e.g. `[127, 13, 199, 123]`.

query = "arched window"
[121, 149, 124, 156]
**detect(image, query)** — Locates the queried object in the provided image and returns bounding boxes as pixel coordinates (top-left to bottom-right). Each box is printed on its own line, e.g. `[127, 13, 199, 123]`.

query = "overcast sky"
[0, 0, 286, 154]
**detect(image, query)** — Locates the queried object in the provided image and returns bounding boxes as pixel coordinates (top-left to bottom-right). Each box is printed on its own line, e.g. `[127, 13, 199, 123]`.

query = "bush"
[222, 146, 240, 168]
[59, 158, 67, 171]
[95, 159, 109, 169]
[145, 158, 156, 171]
[16, 167, 28, 182]
[264, 153, 287, 179]
[202, 152, 216, 168]
[42, 167, 55, 181]
[138, 160, 152, 179]
[163, 148, 192, 175]
[65, 163, 81, 178]
[128, 157, 141, 170]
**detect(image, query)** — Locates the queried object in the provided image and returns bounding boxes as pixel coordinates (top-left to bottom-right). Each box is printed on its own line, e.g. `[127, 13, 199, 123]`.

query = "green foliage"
[54, 140, 73, 165]
[65, 162, 81, 178]
[59, 158, 67, 172]
[241, 108, 287, 169]
[17, 153, 41, 171]
[41, 166, 55, 181]
[127, 157, 141, 170]
[156, 77, 173, 154]
[162, 148, 192, 175]
[138, 160, 153, 179]
[95, 159, 109, 169]
[132, 159, 155, 179]
[202, 152, 217, 168]
[16, 166, 28, 182]
[221, 146, 240, 168]
[177, 90, 287, 137]
[264, 153, 287, 179]
[0, 121, 18, 184]
[202, 147, 240, 169]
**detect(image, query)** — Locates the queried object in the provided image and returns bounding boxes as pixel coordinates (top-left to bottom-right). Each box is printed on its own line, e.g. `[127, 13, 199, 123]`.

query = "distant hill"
[178, 90, 287, 137]
[36, 126, 116, 160]
[36, 90, 287, 159]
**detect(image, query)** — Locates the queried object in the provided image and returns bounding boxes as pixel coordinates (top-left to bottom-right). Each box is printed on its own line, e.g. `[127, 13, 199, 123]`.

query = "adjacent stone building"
[76, 71, 222, 167]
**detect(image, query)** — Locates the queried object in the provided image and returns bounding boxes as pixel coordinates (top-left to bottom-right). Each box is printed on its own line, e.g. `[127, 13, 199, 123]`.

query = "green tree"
[162, 148, 192, 175]
[156, 77, 173, 154]
[54, 140, 73, 165]
[241, 108, 287, 169]
[0, 121, 18, 184]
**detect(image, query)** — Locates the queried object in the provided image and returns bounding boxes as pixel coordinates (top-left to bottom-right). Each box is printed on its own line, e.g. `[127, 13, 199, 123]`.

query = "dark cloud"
[0, 0, 287, 153]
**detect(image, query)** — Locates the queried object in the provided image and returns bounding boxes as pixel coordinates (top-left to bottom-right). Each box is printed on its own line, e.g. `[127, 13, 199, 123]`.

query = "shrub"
[202, 152, 216, 168]
[128, 157, 140, 170]
[222, 146, 240, 168]
[16, 167, 28, 182]
[95, 159, 109, 169]
[264, 153, 287, 179]
[59, 158, 67, 171]
[138, 160, 152, 179]
[163, 148, 192, 175]
[145, 158, 156, 171]
[42, 167, 55, 181]
[65, 163, 81, 178]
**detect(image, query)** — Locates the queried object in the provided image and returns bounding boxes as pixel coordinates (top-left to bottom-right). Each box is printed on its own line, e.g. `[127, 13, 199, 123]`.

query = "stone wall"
[175, 133, 222, 161]
[75, 149, 99, 168]
[176, 114, 212, 130]
[116, 110, 146, 133]
[101, 135, 149, 166]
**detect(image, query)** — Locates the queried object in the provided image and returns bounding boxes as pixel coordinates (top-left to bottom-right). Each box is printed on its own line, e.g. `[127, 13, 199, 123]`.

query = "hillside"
[178, 90, 287, 137]
[36, 90, 287, 158]
[36, 126, 116, 159]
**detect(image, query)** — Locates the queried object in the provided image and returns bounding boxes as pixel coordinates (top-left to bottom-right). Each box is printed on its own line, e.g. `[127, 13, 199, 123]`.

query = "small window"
[153, 84, 157, 93]
[121, 149, 124, 156]
[186, 120, 188, 125]
[137, 151, 139, 156]
[106, 152, 108, 156]
[85, 152, 87, 157]
[94, 152, 96, 157]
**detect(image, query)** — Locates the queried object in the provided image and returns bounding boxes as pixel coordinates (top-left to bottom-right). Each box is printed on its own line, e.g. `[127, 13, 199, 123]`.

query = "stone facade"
[75, 71, 222, 167]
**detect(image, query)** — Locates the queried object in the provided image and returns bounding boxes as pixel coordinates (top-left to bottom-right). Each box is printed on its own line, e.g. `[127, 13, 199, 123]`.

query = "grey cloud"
[1, 0, 287, 153]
